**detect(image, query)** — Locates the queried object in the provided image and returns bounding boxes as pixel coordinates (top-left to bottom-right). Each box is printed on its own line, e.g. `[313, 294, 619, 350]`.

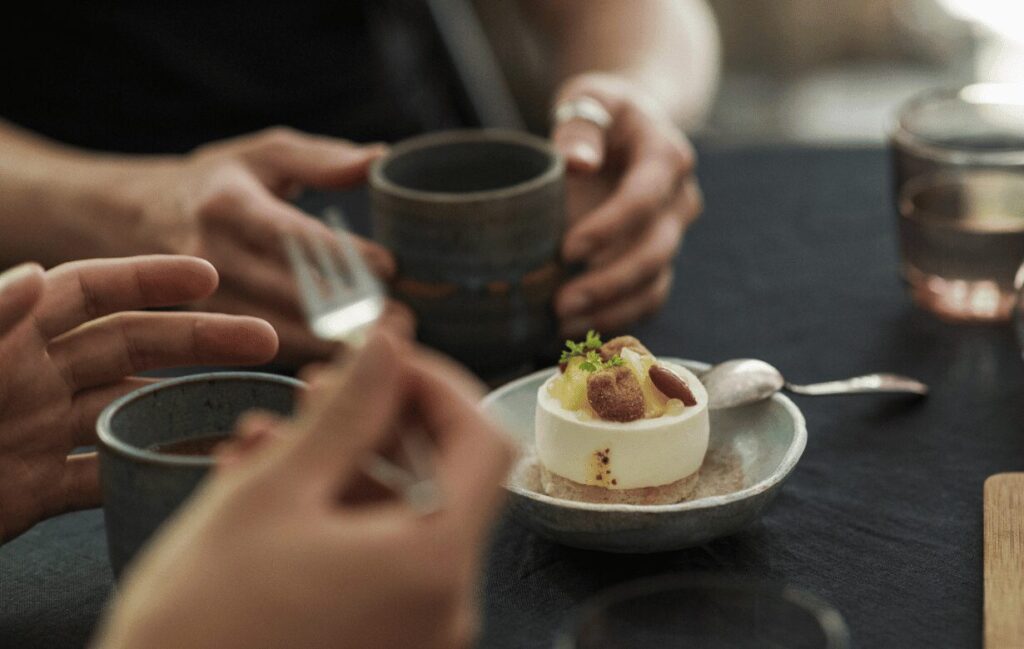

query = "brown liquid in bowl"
[149, 434, 230, 456]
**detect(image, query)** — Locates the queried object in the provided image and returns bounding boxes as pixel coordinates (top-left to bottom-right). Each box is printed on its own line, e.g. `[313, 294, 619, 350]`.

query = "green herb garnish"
[559, 329, 604, 364]
[579, 351, 625, 372]
[559, 329, 626, 373]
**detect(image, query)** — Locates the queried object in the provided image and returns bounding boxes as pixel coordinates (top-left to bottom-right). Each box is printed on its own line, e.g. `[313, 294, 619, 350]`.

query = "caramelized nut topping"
[649, 365, 697, 406]
[586, 366, 645, 422]
[598, 336, 651, 361]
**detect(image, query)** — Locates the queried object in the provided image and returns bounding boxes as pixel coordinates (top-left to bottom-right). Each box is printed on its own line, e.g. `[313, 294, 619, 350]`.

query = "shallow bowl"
[481, 359, 807, 553]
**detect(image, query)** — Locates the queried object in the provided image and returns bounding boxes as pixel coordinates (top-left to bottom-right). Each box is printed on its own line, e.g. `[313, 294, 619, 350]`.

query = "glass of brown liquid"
[1015, 263, 1024, 357]
[892, 84, 1024, 322]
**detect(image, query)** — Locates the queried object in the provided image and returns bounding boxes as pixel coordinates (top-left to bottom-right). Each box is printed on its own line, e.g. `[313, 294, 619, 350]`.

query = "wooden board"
[985, 473, 1024, 649]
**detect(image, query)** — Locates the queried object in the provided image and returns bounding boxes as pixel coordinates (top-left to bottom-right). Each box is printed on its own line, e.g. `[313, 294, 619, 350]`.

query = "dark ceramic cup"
[370, 129, 565, 379]
[96, 372, 301, 577]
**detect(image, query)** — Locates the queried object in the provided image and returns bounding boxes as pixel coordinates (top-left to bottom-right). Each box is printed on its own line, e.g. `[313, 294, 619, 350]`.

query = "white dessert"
[534, 335, 710, 504]
[536, 361, 709, 490]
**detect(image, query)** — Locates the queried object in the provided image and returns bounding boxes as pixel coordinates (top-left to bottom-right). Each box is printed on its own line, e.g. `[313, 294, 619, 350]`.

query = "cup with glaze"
[96, 372, 301, 577]
[370, 129, 565, 379]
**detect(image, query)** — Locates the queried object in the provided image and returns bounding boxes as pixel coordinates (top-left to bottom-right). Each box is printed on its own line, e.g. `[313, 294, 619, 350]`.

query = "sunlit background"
[701, 0, 1024, 143]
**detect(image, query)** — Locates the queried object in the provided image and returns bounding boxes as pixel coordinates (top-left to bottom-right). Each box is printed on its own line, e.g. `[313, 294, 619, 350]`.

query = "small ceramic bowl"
[97, 372, 302, 577]
[481, 359, 807, 553]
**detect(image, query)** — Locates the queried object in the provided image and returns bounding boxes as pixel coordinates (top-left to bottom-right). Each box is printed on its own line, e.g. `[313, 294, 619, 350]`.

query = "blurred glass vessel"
[892, 84, 1024, 322]
[1015, 263, 1024, 356]
[555, 575, 850, 649]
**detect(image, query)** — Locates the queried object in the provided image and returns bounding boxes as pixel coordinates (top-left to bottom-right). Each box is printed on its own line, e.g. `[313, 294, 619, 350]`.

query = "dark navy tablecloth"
[3, 146, 1022, 648]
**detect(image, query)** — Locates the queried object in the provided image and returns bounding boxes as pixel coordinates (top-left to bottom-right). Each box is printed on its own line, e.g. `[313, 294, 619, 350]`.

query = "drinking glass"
[891, 84, 1024, 322]
[1015, 262, 1024, 357]
[555, 575, 851, 649]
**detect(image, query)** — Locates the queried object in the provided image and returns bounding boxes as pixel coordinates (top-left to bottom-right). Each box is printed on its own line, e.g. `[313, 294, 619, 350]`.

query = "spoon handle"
[785, 374, 929, 396]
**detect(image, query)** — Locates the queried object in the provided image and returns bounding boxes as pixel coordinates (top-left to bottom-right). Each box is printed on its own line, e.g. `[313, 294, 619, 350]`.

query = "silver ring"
[553, 96, 613, 130]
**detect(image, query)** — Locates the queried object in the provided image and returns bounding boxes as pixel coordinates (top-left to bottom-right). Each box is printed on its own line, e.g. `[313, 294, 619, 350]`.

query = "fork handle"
[785, 373, 928, 396]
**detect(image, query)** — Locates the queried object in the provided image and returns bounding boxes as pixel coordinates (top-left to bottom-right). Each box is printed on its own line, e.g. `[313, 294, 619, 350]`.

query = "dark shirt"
[0, 0, 471, 154]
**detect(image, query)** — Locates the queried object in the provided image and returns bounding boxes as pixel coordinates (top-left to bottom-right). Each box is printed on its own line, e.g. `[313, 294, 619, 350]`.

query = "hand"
[551, 73, 703, 336]
[94, 333, 515, 649]
[0, 256, 279, 542]
[108, 127, 411, 365]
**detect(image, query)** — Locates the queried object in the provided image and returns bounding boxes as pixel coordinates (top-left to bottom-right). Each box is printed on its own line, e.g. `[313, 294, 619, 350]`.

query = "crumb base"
[539, 465, 700, 505]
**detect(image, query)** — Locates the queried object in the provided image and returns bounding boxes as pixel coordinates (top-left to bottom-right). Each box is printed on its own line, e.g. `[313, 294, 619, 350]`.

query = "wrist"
[2, 150, 150, 265]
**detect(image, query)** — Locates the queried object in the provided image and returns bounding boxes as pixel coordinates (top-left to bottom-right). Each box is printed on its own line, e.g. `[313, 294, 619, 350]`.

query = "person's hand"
[108, 127, 412, 365]
[0, 256, 279, 543]
[551, 73, 703, 337]
[93, 333, 515, 649]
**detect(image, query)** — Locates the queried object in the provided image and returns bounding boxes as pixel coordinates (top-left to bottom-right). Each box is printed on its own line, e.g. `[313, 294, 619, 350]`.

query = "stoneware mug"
[96, 372, 301, 577]
[371, 129, 566, 379]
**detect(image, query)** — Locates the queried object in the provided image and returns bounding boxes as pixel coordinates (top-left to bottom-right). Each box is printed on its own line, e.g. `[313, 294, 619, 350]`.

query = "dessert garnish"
[648, 365, 698, 406]
[586, 366, 645, 422]
[551, 331, 698, 420]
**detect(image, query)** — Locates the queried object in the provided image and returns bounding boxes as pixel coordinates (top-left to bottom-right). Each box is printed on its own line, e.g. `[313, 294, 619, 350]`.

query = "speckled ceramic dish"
[481, 359, 807, 553]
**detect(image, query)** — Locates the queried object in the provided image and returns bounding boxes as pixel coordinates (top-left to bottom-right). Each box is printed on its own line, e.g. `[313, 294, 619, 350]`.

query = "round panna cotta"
[535, 361, 709, 505]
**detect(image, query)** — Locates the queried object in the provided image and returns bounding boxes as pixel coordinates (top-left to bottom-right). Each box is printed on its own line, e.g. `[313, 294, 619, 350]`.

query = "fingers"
[217, 411, 286, 470]
[556, 212, 683, 321]
[200, 180, 397, 281]
[71, 378, 158, 447]
[33, 256, 219, 340]
[355, 237, 397, 282]
[60, 453, 101, 513]
[561, 102, 695, 264]
[242, 127, 387, 189]
[552, 117, 606, 173]
[203, 236, 304, 320]
[551, 77, 624, 173]
[0, 262, 44, 337]
[49, 312, 279, 391]
[378, 299, 417, 340]
[282, 332, 404, 485]
[406, 353, 514, 535]
[561, 268, 674, 338]
[562, 149, 683, 262]
[196, 292, 338, 366]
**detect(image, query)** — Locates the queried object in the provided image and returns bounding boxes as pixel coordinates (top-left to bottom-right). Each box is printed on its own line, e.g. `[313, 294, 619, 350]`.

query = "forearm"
[521, 0, 720, 128]
[0, 121, 163, 267]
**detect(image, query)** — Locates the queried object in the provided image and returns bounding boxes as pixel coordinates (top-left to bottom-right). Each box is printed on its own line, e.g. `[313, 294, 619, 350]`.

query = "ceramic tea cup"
[371, 129, 565, 379]
[96, 372, 301, 577]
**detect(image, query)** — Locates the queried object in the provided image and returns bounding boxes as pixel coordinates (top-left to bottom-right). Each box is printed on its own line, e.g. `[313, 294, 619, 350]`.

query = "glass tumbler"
[891, 84, 1024, 322]
[554, 575, 851, 649]
[1015, 262, 1024, 356]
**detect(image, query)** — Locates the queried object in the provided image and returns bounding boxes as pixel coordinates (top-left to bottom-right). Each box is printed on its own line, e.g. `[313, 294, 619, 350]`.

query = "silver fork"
[284, 208, 440, 514]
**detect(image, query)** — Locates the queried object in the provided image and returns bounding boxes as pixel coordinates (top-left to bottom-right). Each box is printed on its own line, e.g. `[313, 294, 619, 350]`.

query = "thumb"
[552, 120, 606, 173]
[551, 94, 612, 173]
[0, 263, 44, 338]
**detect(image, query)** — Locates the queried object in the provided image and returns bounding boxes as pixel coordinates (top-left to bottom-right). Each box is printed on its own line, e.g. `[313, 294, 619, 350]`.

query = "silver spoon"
[700, 359, 929, 410]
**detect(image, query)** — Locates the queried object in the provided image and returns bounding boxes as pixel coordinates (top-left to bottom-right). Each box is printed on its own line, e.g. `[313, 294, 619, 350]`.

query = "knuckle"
[251, 126, 302, 158]
[257, 126, 298, 146]
[196, 177, 248, 218]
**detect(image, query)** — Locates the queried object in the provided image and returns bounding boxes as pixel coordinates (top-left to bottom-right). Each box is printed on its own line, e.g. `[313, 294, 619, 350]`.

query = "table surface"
[3, 146, 1023, 649]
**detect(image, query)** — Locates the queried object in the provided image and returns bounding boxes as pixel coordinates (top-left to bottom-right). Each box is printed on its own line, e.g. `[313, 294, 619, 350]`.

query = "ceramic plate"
[481, 359, 807, 553]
